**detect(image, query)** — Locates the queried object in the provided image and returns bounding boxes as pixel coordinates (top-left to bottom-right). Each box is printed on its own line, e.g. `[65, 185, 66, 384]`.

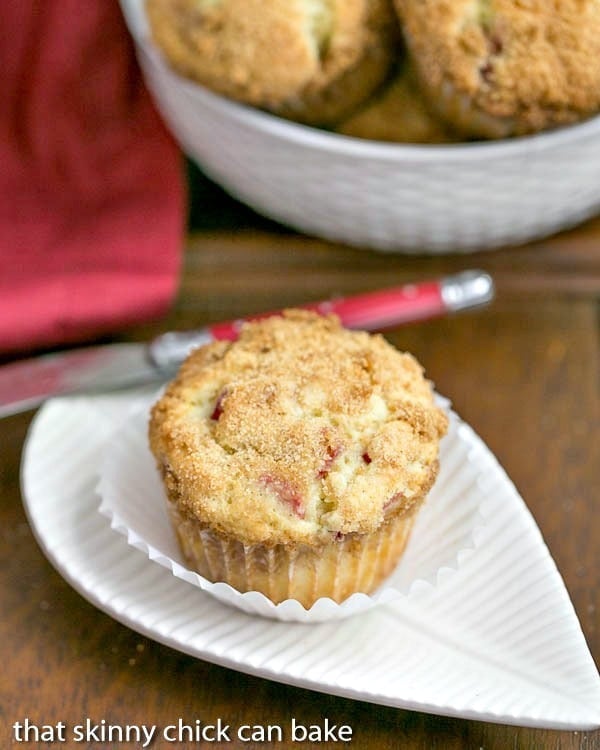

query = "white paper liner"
[97, 395, 484, 623]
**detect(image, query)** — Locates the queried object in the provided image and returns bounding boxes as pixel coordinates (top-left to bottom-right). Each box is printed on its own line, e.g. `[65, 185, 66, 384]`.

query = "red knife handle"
[208, 272, 491, 340]
[148, 271, 494, 368]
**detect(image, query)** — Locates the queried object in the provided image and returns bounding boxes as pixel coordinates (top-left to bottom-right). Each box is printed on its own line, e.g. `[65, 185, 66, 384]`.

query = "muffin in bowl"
[337, 61, 460, 143]
[149, 311, 448, 608]
[395, 0, 600, 138]
[146, 0, 399, 125]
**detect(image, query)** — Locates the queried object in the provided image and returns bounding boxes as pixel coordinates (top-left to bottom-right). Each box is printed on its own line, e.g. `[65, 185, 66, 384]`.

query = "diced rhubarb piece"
[362, 452, 372, 464]
[318, 444, 343, 478]
[489, 33, 503, 55]
[210, 390, 227, 421]
[479, 61, 493, 82]
[480, 28, 503, 83]
[260, 474, 305, 518]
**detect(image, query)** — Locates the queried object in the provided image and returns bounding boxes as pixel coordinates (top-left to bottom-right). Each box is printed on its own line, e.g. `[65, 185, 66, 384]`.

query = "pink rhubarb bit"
[261, 474, 305, 519]
[318, 444, 343, 478]
[488, 32, 503, 55]
[479, 28, 503, 83]
[210, 390, 227, 421]
[479, 61, 494, 83]
[384, 491, 405, 513]
[362, 452, 372, 464]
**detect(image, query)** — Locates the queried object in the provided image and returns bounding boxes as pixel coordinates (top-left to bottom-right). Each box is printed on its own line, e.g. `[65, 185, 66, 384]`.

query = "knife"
[0, 270, 493, 418]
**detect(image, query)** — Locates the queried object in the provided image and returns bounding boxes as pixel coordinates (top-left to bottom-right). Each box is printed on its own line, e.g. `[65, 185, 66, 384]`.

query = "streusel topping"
[396, 0, 600, 135]
[146, 0, 397, 124]
[149, 311, 447, 546]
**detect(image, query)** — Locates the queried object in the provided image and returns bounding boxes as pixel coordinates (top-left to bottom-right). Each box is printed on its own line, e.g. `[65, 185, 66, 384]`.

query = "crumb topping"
[149, 310, 447, 546]
[146, 0, 398, 125]
[395, 0, 600, 135]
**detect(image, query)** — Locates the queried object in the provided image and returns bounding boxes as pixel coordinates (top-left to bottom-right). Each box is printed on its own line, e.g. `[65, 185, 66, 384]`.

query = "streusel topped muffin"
[149, 310, 447, 606]
[146, 0, 398, 125]
[150, 310, 446, 544]
[395, 0, 600, 138]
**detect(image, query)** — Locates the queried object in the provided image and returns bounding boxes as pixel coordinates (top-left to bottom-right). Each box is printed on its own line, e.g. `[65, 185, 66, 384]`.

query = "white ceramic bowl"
[121, 0, 600, 254]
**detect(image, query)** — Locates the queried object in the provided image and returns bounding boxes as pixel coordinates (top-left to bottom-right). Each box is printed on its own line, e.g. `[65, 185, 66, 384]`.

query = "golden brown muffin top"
[146, 0, 397, 124]
[396, 0, 600, 134]
[149, 311, 447, 546]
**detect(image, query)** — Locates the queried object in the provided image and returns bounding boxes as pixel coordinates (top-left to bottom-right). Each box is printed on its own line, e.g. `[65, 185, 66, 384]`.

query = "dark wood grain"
[1, 185, 599, 749]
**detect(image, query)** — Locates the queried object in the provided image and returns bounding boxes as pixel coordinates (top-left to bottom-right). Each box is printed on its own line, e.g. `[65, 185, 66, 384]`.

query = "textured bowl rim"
[176, 73, 600, 162]
[126, 0, 600, 163]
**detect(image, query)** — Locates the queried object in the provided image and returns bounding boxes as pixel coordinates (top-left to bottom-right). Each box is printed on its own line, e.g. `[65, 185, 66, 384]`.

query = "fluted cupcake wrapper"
[98, 395, 481, 622]
[169, 504, 416, 609]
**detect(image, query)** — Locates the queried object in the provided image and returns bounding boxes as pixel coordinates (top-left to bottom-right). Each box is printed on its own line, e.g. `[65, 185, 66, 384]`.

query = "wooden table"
[1, 171, 599, 749]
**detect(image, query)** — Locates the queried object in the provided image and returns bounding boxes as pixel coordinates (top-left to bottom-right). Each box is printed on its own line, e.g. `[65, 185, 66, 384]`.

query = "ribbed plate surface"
[21, 393, 600, 729]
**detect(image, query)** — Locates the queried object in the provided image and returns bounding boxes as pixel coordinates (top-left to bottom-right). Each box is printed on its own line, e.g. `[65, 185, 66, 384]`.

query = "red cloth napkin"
[0, 1, 185, 354]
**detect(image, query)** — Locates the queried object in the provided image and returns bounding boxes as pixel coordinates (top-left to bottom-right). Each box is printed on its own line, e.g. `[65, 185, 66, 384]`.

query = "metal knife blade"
[0, 270, 494, 418]
[0, 344, 171, 418]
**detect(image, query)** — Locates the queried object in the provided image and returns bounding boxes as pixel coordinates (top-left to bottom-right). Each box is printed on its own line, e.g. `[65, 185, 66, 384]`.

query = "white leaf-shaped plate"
[21, 392, 600, 729]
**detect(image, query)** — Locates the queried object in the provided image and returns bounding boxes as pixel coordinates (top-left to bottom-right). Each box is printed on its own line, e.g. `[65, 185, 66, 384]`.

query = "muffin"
[337, 61, 461, 143]
[146, 0, 399, 125]
[395, 0, 600, 139]
[149, 310, 447, 608]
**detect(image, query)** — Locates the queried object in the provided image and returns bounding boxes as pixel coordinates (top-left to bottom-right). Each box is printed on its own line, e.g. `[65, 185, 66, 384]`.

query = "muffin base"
[168, 505, 418, 609]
